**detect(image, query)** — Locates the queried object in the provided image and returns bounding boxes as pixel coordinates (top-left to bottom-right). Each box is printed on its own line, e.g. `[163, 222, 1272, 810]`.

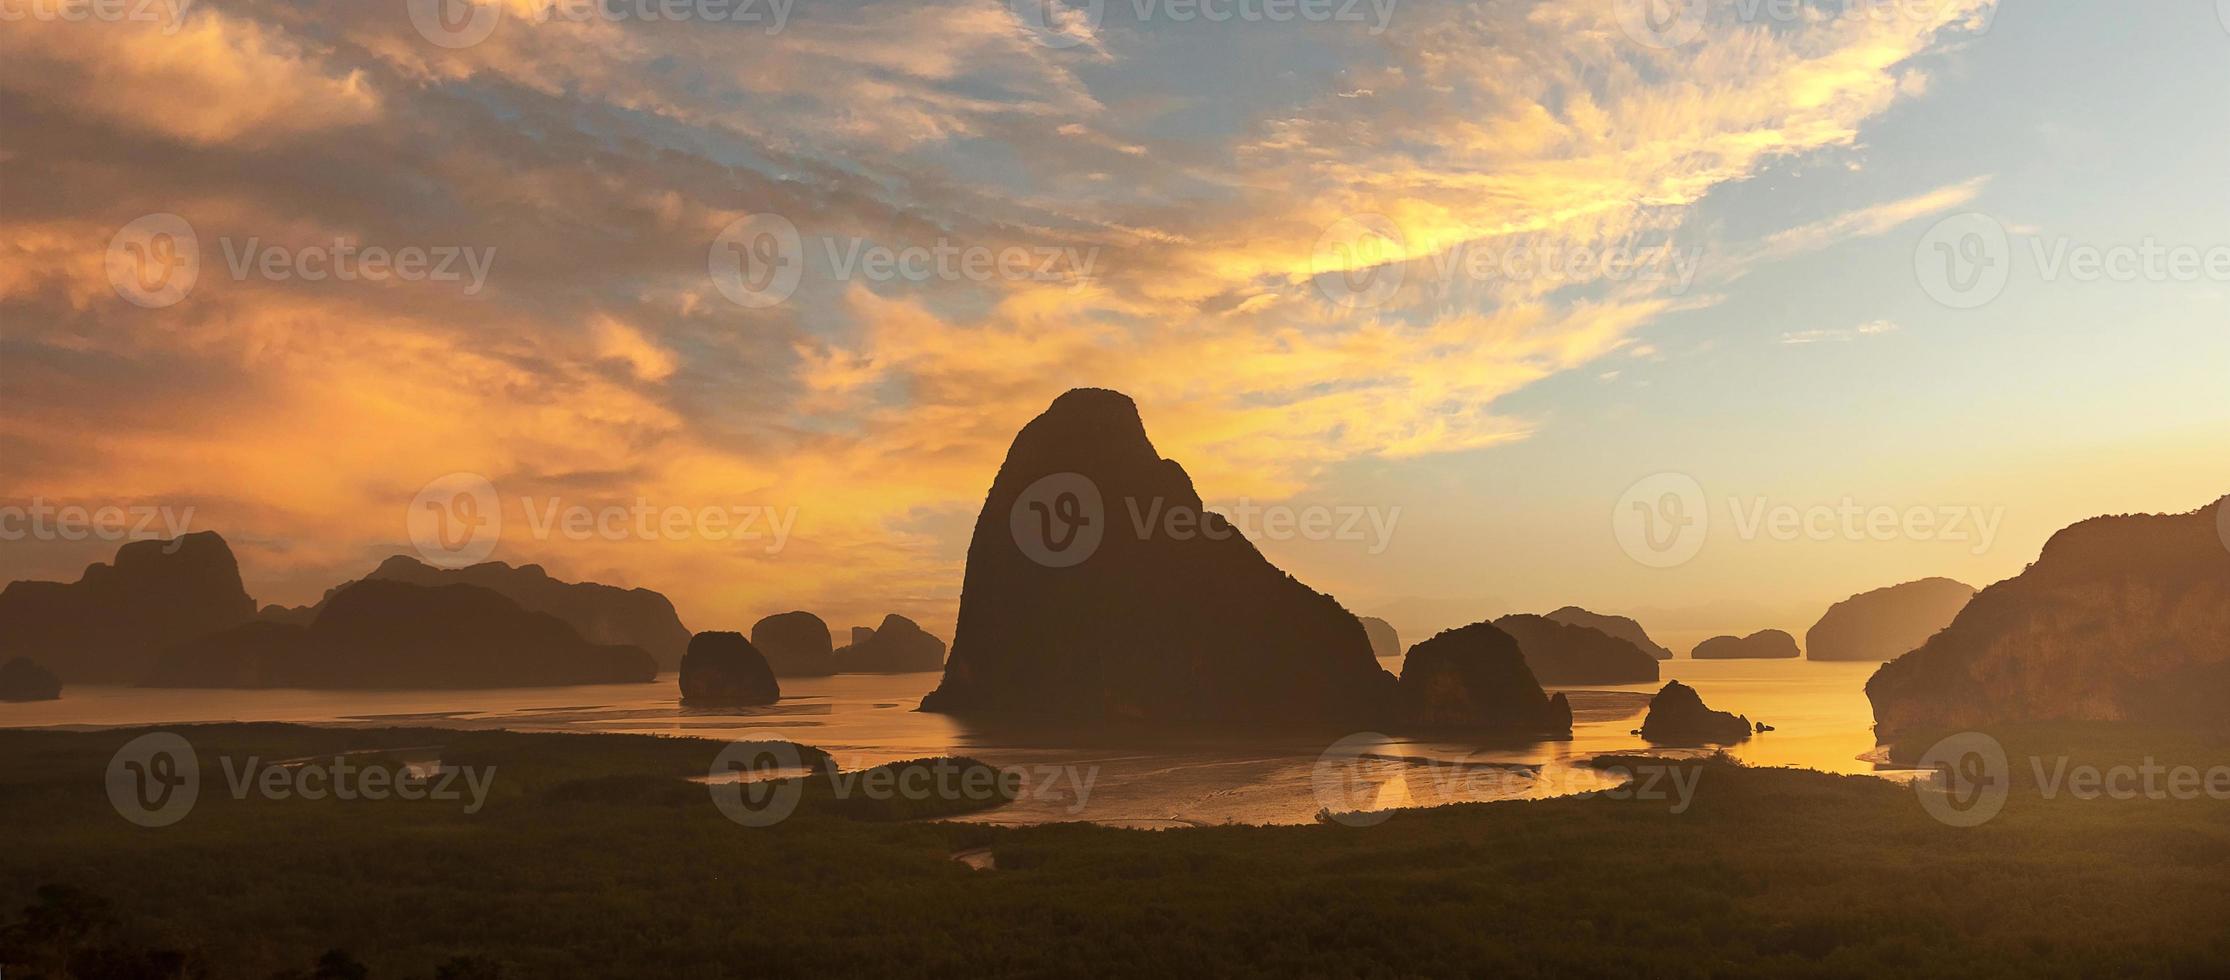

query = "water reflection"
[0, 659, 1897, 825]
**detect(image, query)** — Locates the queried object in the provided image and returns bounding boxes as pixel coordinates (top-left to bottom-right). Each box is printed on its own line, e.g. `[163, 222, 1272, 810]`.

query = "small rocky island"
[1690, 630, 1800, 660]
[1490, 614, 1662, 685]
[1397, 623, 1572, 734]
[751, 610, 837, 676]
[678, 631, 781, 705]
[1638, 681, 1754, 745]
[0, 656, 62, 702]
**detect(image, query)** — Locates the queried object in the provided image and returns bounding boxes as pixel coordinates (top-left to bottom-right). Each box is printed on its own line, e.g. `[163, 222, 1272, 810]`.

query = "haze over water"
[3, 659, 1891, 826]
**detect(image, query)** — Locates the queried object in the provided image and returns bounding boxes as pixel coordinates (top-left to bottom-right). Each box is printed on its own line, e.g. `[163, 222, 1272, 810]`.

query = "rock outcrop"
[678, 631, 780, 705]
[1359, 616, 1402, 660]
[1805, 577, 1976, 662]
[0, 532, 256, 682]
[1868, 497, 2230, 737]
[750, 611, 836, 676]
[835, 614, 948, 674]
[1489, 615, 1662, 686]
[1690, 630, 1800, 660]
[0, 657, 62, 701]
[920, 388, 1398, 724]
[1638, 681, 1753, 744]
[1396, 622, 1572, 733]
[142, 580, 657, 688]
[1544, 606, 1674, 660]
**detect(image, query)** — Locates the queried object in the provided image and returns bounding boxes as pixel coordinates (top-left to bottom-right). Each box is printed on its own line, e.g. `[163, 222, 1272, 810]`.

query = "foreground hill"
[145, 580, 657, 688]
[923, 389, 1399, 724]
[1, 723, 2222, 976]
[0, 533, 255, 682]
[1806, 577, 1975, 662]
[1868, 497, 2230, 736]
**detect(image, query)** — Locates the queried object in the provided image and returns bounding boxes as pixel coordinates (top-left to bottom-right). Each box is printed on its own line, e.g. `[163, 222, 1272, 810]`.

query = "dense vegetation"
[2, 723, 2226, 977]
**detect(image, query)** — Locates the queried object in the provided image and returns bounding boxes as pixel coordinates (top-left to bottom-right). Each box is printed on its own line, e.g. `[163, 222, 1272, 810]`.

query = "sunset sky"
[4, 0, 2227, 646]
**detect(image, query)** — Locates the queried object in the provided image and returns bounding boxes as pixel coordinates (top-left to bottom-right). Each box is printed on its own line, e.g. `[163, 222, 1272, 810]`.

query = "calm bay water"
[1, 658, 1900, 826]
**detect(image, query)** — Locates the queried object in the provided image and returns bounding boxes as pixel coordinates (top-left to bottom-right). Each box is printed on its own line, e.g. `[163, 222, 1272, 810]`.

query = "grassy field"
[2, 723, 2227, 978]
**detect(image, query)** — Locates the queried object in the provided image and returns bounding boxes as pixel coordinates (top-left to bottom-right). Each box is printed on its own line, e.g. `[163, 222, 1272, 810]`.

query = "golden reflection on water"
[2, 658, 1896, 825]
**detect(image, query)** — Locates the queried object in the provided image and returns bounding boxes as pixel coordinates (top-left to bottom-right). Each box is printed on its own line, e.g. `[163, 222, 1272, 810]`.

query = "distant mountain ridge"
[265, 555, 692, 670]
[1806, 577, 1974, 662]
[149, 579, 657, 689]
[1544, 606, 1674, 660]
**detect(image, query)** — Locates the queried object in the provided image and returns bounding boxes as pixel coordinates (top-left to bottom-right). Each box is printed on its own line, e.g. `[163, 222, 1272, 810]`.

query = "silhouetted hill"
[1359, 616, 1401, 660]
[922, 388, 1397, 723]
[751, 611, 836, 677]
[1396, 622, 1571, 733]
[1639, 681, 1752, 744]
[360, 557, 690, 670]
[1690, 630, 1800, 660]
[1490, 614, 1661, 685]
[0, 657, 62, 701]
[1805, 577, 1975, 662]
[143, 580, 657, 688]
[1545, 606, 1673, 660]
[1868, 497, 2230, 737]
[678, 631, 780, 704]
[836, 614, 947, 674]
[0, 532, 255, 682]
